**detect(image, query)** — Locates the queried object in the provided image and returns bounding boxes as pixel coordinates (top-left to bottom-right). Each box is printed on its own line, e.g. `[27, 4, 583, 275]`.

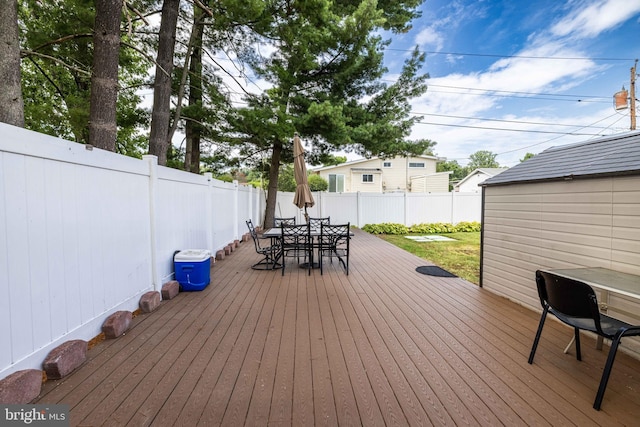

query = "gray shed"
[480, 132, 640, 356]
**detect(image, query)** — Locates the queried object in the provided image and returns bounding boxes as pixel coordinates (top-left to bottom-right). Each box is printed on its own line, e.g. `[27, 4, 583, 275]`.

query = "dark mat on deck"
[415, 265, 457, 278]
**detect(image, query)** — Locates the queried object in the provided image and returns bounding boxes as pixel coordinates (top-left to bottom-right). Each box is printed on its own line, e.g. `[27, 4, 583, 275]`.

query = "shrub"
[361, 223, 409, 234]
[362, 221, 481, 235]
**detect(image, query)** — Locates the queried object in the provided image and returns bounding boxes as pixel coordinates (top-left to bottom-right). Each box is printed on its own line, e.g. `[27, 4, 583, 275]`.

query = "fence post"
[204, 173, 214, 254]
[233, 180, 239, 240]
[143, 155, 160, 292]
[404, 192, 408, 226]
[357, 191, 361, 227]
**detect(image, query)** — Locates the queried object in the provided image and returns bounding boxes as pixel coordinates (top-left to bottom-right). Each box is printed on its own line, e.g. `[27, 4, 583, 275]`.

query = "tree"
[88, 0, 123, 151]
[148, 0, 180, 165]
[232, 0, 427, 227]
[467, 150, 500, 169]
[0, 0, 24, 126]
[308, 174, 328, 192]
[18, 0, 148, 154]
[520, 152, 535, 162]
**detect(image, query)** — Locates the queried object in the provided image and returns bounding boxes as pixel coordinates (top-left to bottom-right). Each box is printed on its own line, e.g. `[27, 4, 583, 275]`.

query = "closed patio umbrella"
[292, 133, 315, 222]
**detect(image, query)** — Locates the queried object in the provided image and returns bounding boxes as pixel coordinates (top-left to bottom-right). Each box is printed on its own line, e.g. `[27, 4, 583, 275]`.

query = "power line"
[386, 48, 635, 62]
[428, 84, 610, 100]
[409, 111, 611, 129]
[415, 120, 605, 136]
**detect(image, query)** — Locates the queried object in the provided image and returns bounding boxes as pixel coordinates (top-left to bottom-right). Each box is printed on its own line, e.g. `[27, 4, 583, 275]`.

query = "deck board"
[35, 229, 640, 426]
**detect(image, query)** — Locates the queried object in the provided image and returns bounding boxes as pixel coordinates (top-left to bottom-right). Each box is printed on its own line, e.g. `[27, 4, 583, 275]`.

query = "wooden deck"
[36, 229, 640, 426]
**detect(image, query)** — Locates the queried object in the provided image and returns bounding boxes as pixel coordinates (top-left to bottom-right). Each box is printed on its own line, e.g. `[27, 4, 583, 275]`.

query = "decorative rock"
[215, 250, 225, 260]
[162, 280, 180, 300]
[42, 340, 87, 380]
[242, 233, 250, 242]
[102, 311, 132, 339]
[233, 240, 239, 248]
[224, 245, 231, 255]
[0, 369, 42, 404]
[139, 291, 161, 313]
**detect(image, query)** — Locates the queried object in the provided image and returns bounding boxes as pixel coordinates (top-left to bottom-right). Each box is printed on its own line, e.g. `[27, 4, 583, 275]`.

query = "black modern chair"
[246, 220, 282, 270]
[308, 217, 330, 230]
[274, 217, 296, 227]
[528, 270, 640, 410]
[318, 223, 350, 275]
[280, 224, 311, 276]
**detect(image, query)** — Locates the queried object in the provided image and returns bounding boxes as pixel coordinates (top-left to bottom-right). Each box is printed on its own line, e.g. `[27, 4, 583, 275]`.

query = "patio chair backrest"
[308, 217, 330, 230]
[274, 217, 296, 227]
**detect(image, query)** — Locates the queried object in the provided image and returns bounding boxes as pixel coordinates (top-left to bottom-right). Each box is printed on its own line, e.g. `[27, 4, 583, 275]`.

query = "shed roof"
[482, 132, 640, 187]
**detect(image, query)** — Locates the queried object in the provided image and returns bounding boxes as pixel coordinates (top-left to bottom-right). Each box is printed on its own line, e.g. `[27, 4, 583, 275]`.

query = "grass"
[377, 232, 480, 284]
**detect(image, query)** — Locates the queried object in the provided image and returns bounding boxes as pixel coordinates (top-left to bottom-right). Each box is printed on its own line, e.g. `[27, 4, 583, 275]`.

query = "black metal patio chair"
[528, 270, 640, 410]
[308, 217, 330, 230]
[280, 224, 311, 276]
[318, 223, 350, 275]
[274, 217, 296, 227]
[246, 220, 282, 270]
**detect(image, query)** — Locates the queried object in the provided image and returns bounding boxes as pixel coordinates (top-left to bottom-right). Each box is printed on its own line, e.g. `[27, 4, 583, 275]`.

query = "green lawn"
[377, 232, 480, 285]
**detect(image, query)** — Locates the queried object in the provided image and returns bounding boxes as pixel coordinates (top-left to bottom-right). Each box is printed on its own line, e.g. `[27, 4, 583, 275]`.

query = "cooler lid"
[174, 249, 211, 262]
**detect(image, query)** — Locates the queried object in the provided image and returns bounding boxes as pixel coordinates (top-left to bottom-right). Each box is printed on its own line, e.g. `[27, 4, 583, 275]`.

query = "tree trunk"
[88, 0, 123, 151]
[185, 5, 205, 173]
[0, 0, 24, 127]
[264, 141, 283, 229]
[148, 0, 180, 165]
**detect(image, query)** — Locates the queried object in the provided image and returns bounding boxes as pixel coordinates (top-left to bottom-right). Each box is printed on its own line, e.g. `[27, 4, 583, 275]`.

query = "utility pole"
[631, 60, 637, 130]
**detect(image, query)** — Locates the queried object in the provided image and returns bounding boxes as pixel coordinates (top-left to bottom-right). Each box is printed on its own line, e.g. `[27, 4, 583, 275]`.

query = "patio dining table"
[261, 227, 353, 269]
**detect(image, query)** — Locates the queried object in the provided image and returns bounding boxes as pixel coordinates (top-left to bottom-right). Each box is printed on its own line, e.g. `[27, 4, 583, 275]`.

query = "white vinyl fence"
[0, 124, 264, 378]
[275, 191, 481, 227]
[0, 123, 480, 378]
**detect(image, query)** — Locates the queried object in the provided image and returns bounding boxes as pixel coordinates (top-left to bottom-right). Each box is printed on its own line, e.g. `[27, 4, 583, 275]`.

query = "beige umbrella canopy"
[292, 133, 315, 221]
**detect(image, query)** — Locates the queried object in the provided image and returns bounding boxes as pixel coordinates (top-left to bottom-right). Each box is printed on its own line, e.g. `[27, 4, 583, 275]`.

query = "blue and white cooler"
[174, 249, 211, 291]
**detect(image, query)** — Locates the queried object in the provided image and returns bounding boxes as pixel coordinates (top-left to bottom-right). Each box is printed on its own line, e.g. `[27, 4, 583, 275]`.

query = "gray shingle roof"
[482, 132, 640, 187]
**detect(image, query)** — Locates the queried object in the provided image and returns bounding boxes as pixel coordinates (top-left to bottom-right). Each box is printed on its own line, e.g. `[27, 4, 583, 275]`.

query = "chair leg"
[574, 328, 582, 361]
[528, 306, 549, 364]
[593, 336, 622, 410]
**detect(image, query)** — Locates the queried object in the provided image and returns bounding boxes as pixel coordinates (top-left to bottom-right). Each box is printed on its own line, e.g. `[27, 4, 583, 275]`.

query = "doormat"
[415, 265, 457, 277]
[405, 235, 456, 242]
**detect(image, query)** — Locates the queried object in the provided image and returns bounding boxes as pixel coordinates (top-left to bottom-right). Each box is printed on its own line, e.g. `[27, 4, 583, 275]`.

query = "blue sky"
[382, 0, 640, 166]
[212, 0, 640, 167]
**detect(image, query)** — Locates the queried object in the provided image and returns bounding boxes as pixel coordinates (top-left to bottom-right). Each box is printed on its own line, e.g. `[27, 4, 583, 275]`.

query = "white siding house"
[480, 132, 640, 357]
[312, 155, 449, 193]
[454, 168, 508, 192]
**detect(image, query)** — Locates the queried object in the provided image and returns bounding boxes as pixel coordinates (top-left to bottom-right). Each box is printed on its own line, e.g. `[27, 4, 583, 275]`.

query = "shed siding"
[482, 176, 640, 355]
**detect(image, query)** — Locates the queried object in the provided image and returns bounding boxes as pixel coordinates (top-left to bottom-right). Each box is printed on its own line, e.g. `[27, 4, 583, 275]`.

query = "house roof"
[455, 167, 508, 188]
[312, 154, 439, 172]
[482, 132, 640, 187]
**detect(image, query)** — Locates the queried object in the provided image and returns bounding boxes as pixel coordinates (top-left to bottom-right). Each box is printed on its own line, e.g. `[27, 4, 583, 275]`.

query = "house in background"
[312, 155, 451, 193]
[454, 167, 509, 192]
[480, 131, 640, 357]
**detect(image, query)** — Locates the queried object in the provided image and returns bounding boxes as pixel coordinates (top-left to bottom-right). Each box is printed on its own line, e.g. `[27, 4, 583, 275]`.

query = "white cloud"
[414, 26, 445, 51]
[550, 0, 640, 39]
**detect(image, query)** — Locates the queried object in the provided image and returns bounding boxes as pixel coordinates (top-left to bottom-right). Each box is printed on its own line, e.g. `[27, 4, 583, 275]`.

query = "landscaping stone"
[102, 311, 132, 339]
[139, 291, 161, 313]
[42, 340, 87, 379]
[224, 245, 232, 255]
[215, 250, 225, 260]
[242, 233, 250, 242]
[234, 239, 239, 248]
[162, 280, 180, 300]
[0, 369, 42, 404]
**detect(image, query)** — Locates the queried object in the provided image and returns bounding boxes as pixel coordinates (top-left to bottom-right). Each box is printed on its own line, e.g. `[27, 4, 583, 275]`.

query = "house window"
[328, 174, 345, 192]
[383, 162, 392, 168]
[362, 174, 373, 183]
[409, 162, 425, 168]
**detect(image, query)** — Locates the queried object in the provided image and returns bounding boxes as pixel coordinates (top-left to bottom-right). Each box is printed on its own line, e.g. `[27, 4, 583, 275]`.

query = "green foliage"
[277, 164, 296, 192]
[467, 150, 500, 169]
[308, 174, 328, 191]
[361, 223, 409, 235]
[362, 221, 481, 235]
[520, 152, 536, 162]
